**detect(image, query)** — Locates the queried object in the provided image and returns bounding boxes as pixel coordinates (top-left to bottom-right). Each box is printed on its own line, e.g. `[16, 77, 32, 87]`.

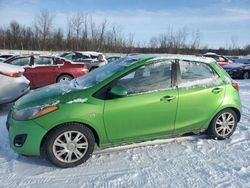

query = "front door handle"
[212, 87, 223, 94]
[160, 95, 176, 102]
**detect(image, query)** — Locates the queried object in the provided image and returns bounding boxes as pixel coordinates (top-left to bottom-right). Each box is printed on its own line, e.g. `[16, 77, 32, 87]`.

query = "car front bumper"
[7, 112, 47, 156]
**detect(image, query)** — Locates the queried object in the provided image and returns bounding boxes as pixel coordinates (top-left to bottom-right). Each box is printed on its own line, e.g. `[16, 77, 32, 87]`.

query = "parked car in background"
[7, 55, 241, 168]
[0, 54, 14, 62]
[3, 55, 22, 64]
[223, 58, 250, 79]
[227, 56, 240, 61]
[0, 63, 30, 104]
[4, 55, 89, 88]
[203, 52, 233, 67]
[107, 56, 121, 63]
[60, 51, 107, 71]
[59, 51, 95, 64]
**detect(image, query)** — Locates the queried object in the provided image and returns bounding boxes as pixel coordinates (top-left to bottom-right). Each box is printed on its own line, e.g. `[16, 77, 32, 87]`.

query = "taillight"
[232, 82, 239, 91]
[82, 68, 89, 72]
[0, 71, 22, 77]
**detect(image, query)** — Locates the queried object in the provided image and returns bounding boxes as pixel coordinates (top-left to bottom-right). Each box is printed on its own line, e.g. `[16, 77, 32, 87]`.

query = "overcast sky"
[0, 0, 250, 48]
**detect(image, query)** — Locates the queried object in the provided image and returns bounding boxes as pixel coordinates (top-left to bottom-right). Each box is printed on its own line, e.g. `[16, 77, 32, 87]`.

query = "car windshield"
[74, 57, 141, 89]
[235, 59, 250, 64]
[59, 53, 70, 57]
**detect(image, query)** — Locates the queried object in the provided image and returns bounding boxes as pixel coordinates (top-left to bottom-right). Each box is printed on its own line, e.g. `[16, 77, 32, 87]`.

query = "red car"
[203, 53, 233, 67]
[4, 55, 88, 88]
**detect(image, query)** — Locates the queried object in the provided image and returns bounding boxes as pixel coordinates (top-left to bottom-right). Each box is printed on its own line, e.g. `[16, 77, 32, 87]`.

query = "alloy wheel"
[52, 131, 88, 163]
[59, 76, 72, 82]
[215, 112, 235, 137]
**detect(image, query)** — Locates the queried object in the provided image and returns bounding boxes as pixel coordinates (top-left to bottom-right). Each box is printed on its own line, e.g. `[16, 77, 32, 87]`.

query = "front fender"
[34, 102, 109, 147]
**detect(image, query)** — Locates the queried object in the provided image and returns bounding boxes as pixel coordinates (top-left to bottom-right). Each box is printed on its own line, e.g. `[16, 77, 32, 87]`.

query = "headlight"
[13, 106, 59, 121]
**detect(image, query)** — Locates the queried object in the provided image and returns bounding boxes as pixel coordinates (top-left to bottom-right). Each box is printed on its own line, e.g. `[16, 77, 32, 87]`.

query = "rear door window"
[64, 54, 75, 61]
[179, 61, 222, 87]
[34, 57, 53, 65]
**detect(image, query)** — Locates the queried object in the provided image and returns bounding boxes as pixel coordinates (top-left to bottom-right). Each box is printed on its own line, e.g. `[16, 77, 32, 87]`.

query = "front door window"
[115, 61, 172, 95]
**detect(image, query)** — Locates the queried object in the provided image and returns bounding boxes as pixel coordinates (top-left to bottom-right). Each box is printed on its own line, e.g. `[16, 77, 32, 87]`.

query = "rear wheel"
[57, 74, 73, 82]
[243, 72, 249, 79]
[207, 109, 237, 140]
[89, 67, 98, 71]
[45, 123, 95, 168]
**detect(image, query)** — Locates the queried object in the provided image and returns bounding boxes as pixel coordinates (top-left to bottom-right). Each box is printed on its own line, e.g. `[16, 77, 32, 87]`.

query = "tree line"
[0, 10, 249, 55]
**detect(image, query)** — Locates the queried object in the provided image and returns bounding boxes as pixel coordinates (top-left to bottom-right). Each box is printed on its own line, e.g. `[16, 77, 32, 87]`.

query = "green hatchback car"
[7, 55, 241, 168]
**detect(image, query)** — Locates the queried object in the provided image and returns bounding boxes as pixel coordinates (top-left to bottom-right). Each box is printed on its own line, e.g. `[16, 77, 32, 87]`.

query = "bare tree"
[9, 21, 21, 49]
[190, 30, 201, 50]
[1, 13, 249, 55]
[230, 36, 239, 50]
[98, 19, 107, 51]
[149, 37, 158, 48]
[174, 27, 189, 51]
[0, 26, 7, 49]
[82, 15, 89, 50]
[34, 9, 54, 50]
[68, 13, 86, 50]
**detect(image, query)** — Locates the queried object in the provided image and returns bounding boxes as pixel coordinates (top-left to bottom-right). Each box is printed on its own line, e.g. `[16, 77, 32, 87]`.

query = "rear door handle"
[160, 95, 176, 102]
[212, 87, 223, 94]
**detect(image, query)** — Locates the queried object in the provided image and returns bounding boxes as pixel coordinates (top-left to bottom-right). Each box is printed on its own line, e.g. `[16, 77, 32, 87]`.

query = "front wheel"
[207, 109, 237, 140]
[45, 123, 95, 168]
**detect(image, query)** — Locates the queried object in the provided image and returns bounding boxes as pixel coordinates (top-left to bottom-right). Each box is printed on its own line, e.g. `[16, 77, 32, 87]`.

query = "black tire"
[44, 123, 95, 168]
[57, 74, 73, 83]
[207, 109, 237, 140]
[89, 67, 98, 71]
[243, 72, 249, 79]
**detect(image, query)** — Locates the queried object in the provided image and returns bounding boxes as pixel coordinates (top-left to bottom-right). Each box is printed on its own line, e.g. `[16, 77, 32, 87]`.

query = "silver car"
[0, 63, 30, 104]
[59, 51, 108, 71]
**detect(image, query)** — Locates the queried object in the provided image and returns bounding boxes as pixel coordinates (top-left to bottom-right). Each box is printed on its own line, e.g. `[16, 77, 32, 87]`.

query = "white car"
[0, 63, 30, 104]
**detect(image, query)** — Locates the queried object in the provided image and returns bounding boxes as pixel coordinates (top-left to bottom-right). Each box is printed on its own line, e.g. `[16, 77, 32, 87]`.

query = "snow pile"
[67, 98, 88, 104]
[0, 80, 250, 187]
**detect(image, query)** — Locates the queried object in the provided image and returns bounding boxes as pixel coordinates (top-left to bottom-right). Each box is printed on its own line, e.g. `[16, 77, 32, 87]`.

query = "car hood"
[14, 81, 85, 110]
[223, 63, 245, 69]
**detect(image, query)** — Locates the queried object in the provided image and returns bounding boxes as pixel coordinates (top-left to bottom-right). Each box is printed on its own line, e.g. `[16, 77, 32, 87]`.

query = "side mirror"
[109, 85, 127, 98]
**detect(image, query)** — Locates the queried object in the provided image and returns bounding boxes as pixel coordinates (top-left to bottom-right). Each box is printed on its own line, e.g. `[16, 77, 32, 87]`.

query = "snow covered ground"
[0, 80, 250, 188]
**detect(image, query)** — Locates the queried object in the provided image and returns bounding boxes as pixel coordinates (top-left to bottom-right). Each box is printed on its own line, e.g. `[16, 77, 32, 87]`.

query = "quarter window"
[115, 61, 172, 95]
[53, 58, 64, 65]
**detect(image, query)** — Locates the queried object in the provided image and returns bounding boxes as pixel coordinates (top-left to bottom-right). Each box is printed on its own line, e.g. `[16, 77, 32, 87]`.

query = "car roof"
[74, 51, 102, 56]
[0, 54, 14, 57]
[204, 52, 217, 56]
[128, 54, 216, 64]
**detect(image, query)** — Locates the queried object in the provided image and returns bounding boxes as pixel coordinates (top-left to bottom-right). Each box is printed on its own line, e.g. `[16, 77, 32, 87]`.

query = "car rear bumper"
[0, 76, 30, 104]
